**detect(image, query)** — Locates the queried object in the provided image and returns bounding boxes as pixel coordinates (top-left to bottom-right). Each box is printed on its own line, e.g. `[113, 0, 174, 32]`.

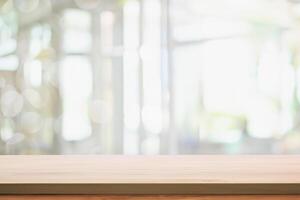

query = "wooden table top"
[0, 196, 300, 200]
[0, 155, 299, 194]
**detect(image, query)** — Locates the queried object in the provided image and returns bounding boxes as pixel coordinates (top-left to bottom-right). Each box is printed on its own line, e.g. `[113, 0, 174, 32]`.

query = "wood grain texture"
[0, 195, 300, 200]
[0, 155, 300, 194]
[1, 155, 300, 184]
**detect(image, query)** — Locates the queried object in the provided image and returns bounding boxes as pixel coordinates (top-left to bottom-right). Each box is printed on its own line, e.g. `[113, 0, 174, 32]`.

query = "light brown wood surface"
[1, 155, 300, 184]
[0, 195, 300, 200]
[0, 156, 300, 194]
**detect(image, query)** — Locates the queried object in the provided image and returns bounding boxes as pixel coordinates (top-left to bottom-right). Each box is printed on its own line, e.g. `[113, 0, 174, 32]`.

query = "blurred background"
[1, 0, 300, 154]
